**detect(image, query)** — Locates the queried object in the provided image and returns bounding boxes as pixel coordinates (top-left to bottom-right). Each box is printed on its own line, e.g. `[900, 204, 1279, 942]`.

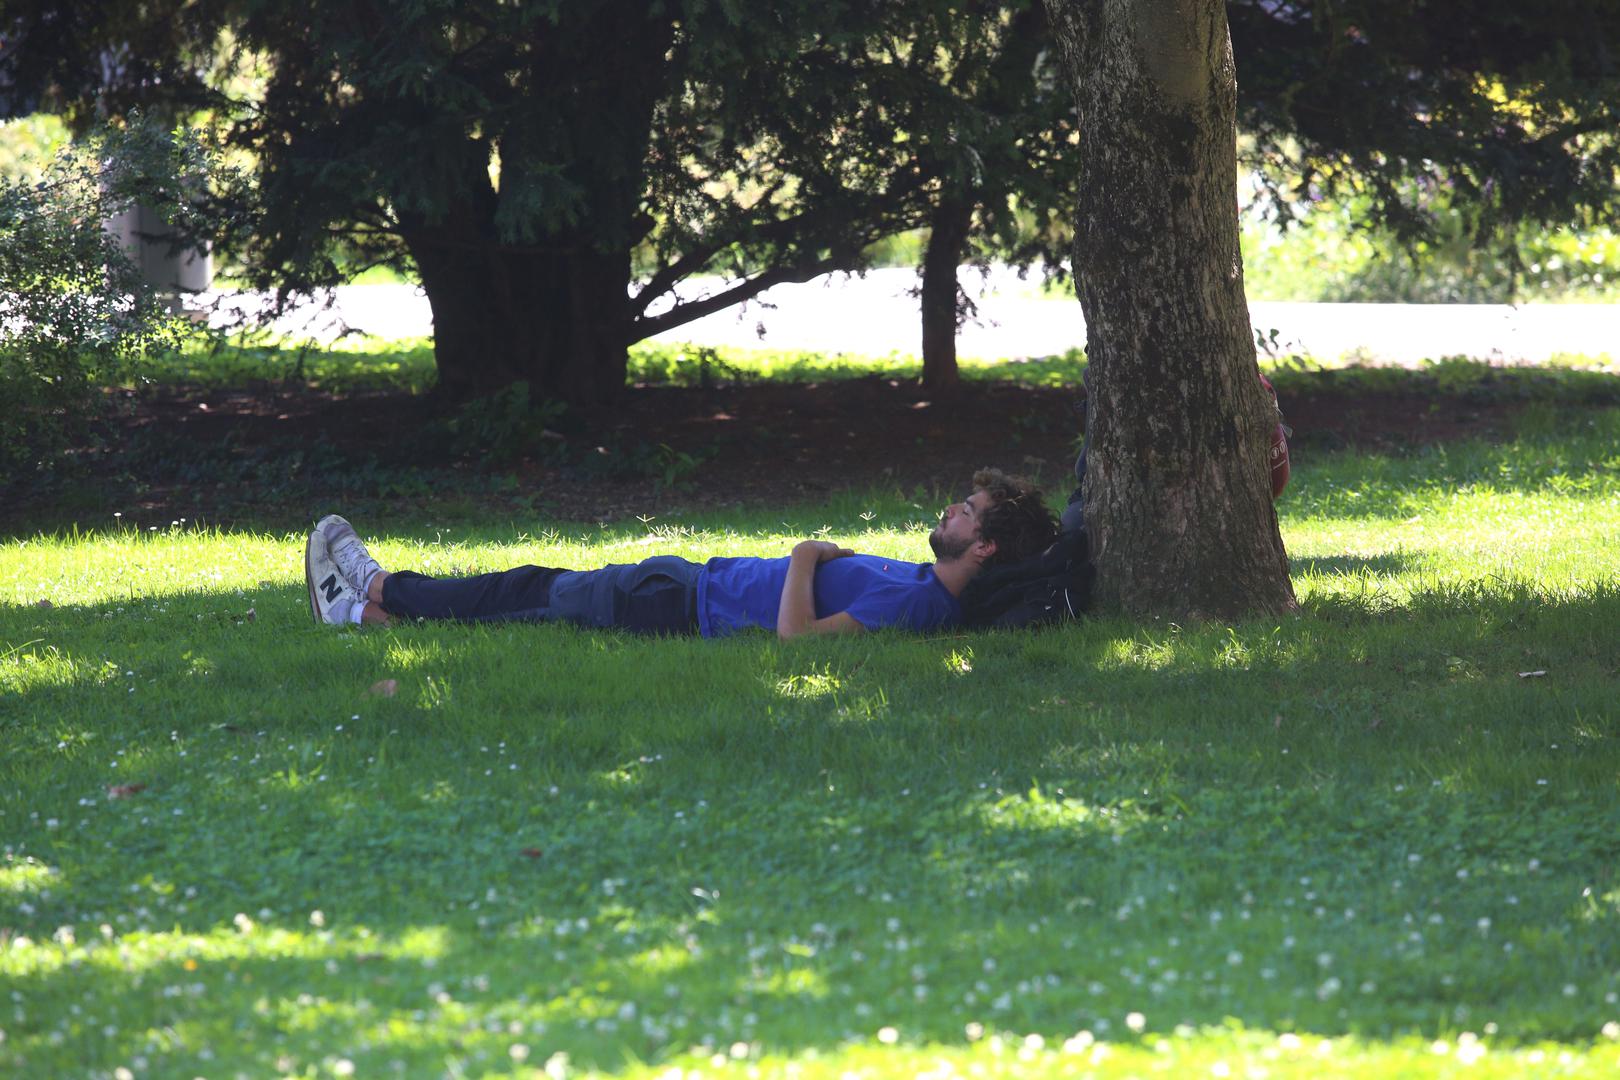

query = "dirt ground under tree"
[59, 375, 1548, 529]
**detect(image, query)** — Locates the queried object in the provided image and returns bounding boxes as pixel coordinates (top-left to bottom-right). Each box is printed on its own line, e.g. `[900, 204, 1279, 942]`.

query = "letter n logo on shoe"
[321, 573, 342, 603]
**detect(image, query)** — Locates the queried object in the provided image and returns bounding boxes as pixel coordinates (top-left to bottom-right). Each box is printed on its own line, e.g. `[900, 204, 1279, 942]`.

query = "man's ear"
[975, 538, 997, 563]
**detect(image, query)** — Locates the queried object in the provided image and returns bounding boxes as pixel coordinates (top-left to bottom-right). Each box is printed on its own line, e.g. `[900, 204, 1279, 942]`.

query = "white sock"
[351, 603, 366, 625]
[359, 568, 380, 596]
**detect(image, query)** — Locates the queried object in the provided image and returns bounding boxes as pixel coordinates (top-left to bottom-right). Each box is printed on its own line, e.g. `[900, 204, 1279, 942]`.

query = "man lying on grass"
[304, 469, 1057, 639]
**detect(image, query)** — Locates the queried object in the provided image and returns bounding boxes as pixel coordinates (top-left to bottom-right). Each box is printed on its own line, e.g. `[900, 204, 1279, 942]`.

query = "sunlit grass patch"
[0, 643, 87, 697]
[134, 333, 1620, 406]
[1264, 354, 1620, 403]
[0, 858, 60, 896]
[140, 335, 439, 393]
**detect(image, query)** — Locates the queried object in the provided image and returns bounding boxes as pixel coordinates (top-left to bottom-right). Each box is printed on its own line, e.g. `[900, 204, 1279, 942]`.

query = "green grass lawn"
[139, 335, 1098, 394]
[141, 334, 1618, 399]
[4, 407, 1620, 1078]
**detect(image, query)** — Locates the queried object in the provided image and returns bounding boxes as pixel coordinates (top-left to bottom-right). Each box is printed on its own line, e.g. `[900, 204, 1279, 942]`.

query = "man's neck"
[930, 556, 982, 597]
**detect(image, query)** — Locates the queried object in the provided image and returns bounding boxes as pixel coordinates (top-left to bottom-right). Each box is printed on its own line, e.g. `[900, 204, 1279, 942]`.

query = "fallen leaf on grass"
[1518, 670, 1548, 679]
[35, 599, 52, 609]
[368, 679, 398, 697]
[244, 607, 256, 622]
[520, 848, 544, 859]
[257, 579, 275, 588]
[107, 783, 147, 799]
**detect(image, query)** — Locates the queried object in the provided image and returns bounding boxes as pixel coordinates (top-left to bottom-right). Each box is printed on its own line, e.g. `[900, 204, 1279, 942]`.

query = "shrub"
[0, 116, 211, 478]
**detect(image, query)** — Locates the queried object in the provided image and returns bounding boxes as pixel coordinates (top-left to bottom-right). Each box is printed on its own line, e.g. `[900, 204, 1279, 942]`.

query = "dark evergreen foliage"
[1231, 1, 1620, 242]
[4, 1, 951, 402]
[3, 1, 1616, 406]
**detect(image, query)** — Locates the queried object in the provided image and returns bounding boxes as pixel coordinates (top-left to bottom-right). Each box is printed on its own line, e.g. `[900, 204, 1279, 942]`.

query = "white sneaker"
[315, 513, 385, 594]
[305, 527, 362, 626]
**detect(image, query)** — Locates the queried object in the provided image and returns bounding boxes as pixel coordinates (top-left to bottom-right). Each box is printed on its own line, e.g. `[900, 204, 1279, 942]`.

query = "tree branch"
[628, 252, 862, 342]
[631, 168, 934, 319]
[1530, 112, 1620, 150]
[629, 241, 731, 316]
[628, 178, 794, 315]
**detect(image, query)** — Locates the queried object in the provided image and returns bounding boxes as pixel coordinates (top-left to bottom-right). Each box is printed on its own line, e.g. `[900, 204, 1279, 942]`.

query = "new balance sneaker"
[305, 526, 362, 625]
[315, 513, 385, 595]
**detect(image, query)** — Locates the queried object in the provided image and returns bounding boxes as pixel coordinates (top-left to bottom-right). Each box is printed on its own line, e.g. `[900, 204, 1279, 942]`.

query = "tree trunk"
[918, 0, 1051, 393]
[1043, 0, 1295, 618]
[405, 224, 630, 405]
[920, 193, 974, 392]
[396, 1, 667, 407]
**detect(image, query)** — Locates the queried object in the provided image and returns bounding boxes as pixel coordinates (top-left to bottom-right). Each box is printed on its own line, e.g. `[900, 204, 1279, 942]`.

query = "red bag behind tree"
[1259, 373, 1290, 499]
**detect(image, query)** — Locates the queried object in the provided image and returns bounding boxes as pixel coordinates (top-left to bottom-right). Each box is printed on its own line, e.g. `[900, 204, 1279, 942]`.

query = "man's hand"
[778, 539, 861, 639]
[793, 540, 854, 563]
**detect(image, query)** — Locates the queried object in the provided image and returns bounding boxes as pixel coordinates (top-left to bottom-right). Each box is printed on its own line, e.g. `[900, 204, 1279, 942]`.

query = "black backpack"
[959, 528, 1094, 629]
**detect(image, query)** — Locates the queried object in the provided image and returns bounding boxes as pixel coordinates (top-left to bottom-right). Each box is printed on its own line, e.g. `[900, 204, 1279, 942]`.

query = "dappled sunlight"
[260, 760, 333, 795]
[746, 963, 833, 1005]
[0, 920, 450, 980]
[623, 940, 703, 982]
[380, 638, 455, 673]
[773, 667, 844, 700]
[826, 686, 892, 726]
[7, 419, 1620, 1076]
[1102, 634, 1179, 672]
[6, 756, 1620, 1075]
[1094, 625, 1307, 675]
[9, 908, 1617, 1077]
[0, 857, 60, 896]
[417, 778, 463, 806]
[719, 1026, 1620, 1078]
[0, 642, 90, 696]
[593, 753, 668, 793]
[962, 786, 1145, 844]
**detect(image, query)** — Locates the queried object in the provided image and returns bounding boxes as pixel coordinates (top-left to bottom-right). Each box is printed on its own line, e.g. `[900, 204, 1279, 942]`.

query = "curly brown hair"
[972, 468, 1058, 567]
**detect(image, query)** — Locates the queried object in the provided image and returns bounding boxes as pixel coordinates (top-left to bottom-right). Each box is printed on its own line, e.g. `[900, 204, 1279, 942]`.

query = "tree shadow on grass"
[6, 568, 1619, 787]
[6, 569, 1620, 1074]
[7, 402, 1620, 541]
[1291, 552, 1416, 577]
[6, 751, 1618, 1076]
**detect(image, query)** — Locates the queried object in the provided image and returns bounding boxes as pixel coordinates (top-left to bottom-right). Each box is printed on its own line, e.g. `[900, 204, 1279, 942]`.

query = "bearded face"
[929, 521, 976, 561]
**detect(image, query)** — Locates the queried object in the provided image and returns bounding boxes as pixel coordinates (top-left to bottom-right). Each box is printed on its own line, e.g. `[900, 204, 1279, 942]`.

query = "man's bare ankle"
[368, 571, 390, 604]
[360, 601, 390, 626]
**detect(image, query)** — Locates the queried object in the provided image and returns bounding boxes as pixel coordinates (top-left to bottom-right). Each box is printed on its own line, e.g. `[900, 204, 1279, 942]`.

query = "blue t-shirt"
[697, 554, 961, 637]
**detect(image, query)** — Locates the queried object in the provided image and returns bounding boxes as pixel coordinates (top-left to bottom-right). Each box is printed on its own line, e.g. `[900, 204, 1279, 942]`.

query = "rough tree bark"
[391, 4, 667, 406]
[403, 219, 631, 405]
[1042, 0, 1295, 618]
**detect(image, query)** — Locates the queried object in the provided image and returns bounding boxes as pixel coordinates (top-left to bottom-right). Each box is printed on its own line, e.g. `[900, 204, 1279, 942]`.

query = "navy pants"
[380, 555, 701, 635]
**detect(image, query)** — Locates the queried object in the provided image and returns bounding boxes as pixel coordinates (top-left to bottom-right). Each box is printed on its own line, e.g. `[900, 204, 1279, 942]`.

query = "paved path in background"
[208, 267, 1618, 365]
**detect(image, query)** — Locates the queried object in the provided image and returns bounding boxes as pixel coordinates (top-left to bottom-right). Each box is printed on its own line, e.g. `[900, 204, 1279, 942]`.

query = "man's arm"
[777, 540, 864, 640]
